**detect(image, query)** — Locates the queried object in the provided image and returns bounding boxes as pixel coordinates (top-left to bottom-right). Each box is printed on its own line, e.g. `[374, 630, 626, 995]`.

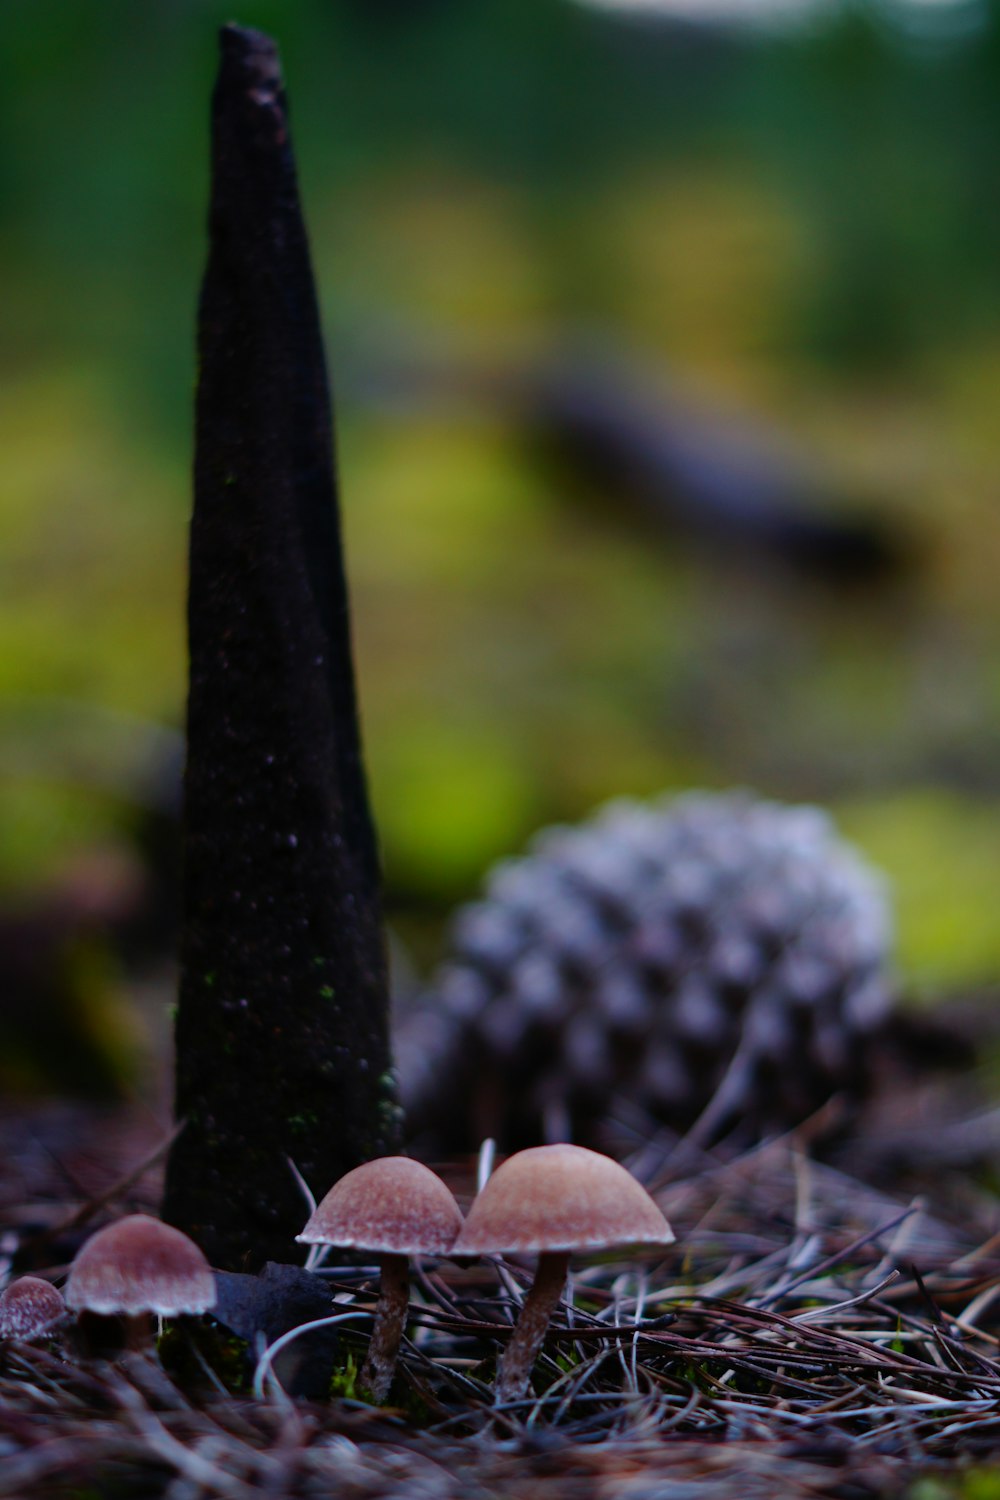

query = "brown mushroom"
[65, 1214, 215, 1352]
[297, 1156, 463, 1402]
[0, 1276, 66, 1342]
[453, 1143, 675, 1405]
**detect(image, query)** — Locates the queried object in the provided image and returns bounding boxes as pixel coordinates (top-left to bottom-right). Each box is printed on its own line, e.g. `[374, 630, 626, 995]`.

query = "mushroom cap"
[0, 1276, 66, 1341]
[65, 1215, 216, 1318]
[296, 1156, 463, 1256]
[453, 1144, 675, 1256]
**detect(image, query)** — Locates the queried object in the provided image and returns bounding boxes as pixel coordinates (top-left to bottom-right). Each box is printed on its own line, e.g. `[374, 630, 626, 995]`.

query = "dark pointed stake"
[163, 24, 400, 1270]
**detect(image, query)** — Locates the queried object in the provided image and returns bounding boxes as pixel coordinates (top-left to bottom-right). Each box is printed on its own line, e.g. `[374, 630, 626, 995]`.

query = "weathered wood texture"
[163, 25, 400, 1271]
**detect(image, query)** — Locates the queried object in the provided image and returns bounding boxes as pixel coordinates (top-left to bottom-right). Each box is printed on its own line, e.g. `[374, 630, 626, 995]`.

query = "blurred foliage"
[3, 0, 1000, 997]
[911, 1468, 1000, 1500]
[840, 790, 1000, 991]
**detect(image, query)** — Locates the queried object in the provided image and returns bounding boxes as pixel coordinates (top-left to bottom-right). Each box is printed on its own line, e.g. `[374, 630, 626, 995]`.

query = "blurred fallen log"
[350, 336, 911, 585]
[522, 351, 908, 584]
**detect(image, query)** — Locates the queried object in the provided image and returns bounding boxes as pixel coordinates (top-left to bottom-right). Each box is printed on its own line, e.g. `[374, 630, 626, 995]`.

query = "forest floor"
[2, 1071, 1000, 1500]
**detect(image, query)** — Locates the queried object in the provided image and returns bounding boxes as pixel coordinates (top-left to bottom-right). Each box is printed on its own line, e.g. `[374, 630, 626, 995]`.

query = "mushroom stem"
[496, 1250, 571, 1405]
[124, 1312, 158, 1354]
[359, 1252, 409, 1403]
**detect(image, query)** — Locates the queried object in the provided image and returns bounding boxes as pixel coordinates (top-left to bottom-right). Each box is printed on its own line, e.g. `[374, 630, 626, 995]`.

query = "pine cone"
[394, 791, 895, 1154]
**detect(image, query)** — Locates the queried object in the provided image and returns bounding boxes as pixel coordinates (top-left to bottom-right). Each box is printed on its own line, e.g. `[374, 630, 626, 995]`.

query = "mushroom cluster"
[0, 1214, 216, 1370]
[2, 1152, 672, 1415]
[297, 1145, 674, 1407]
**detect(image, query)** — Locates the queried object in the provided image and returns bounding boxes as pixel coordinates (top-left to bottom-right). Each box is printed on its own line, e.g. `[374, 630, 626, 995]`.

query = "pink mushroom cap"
[66, 1215, 216, 1318]
[453, 1144, 675, 1256]
[297, 1157, 463, 1256]
[0, 1276, 67, 1341]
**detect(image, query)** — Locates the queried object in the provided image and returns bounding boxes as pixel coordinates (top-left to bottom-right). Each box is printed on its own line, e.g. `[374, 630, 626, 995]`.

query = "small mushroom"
[65, 1214, 215, 1352]
[0, 1276, 67, 1342]
[297, 1156, 463, 1402]
[453, 1143, 675, 1405]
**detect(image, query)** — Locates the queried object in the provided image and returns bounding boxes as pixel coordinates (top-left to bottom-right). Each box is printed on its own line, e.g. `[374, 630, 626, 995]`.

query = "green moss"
[158, 1321, 251, 1394]
[962, 1471, 1000, 1500]
[908, 1477, 1000, 1500]
[329, 1351, 361, 1401]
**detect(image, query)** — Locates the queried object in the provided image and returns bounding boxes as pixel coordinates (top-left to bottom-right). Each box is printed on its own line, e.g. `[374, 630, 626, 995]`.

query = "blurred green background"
[3, 0, 1000, 1077]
